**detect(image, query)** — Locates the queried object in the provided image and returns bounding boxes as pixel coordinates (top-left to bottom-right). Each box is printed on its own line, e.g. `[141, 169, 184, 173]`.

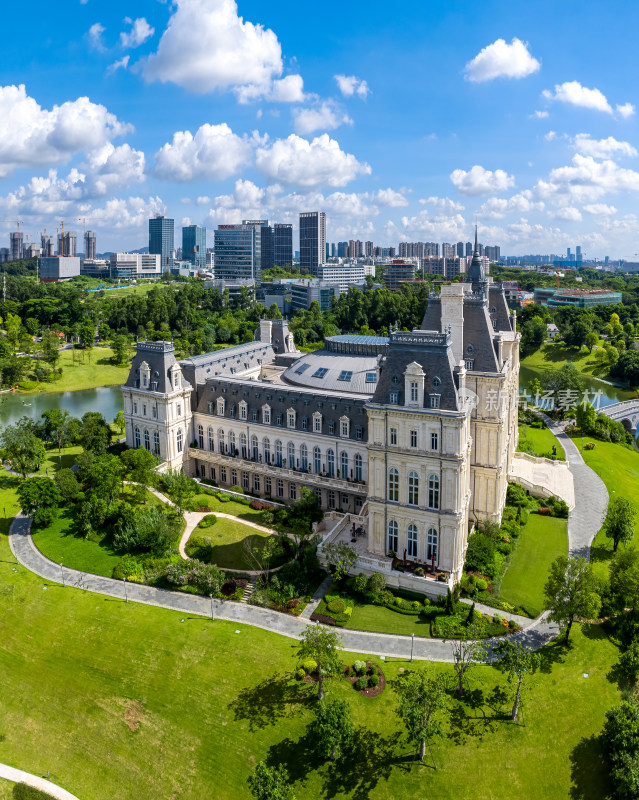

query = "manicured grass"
[521, 340, 608, 379]
[497, 514, 568, 617]
[187, 491, 270, 525]
[346, 601, 432, 637]
[32, 508, 122, 578]
[0, 782, 14, 800]
[188, 516, 284, 571]
[572, 435, 639, 562]
[0, 517, 621, 800]
[518, 423, 566, 460]
[22, 347, 132, 394]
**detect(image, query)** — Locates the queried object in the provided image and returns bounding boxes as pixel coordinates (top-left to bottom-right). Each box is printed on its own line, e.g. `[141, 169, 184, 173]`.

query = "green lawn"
[346, 601, 432, 637]
[518, 423, 566, 460]
[21, 347, 132, 394]
[187, 491, 267, 522]
[0, 783, 14, 800]
[521, 340, 607, 379]
[497, 514, 568, 617]
[186, 515, 284, 571]
[571, 436, 639, 562]
[0, 514, 622, 800]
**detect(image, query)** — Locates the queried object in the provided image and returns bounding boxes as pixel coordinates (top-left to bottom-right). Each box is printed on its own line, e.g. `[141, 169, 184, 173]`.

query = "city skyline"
[1, 1, 639, 257]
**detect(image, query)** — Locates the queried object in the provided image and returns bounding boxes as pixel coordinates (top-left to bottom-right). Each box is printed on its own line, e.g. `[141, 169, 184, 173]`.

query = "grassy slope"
[498, 515, 568, 617]
[22, 347, 131, 394]
[572, 436, 639, 561]
[521, 341, 607, 379]
[518, 423, 566, 460]
[192, 516, 279, 571]
[0, 520, 620, 800]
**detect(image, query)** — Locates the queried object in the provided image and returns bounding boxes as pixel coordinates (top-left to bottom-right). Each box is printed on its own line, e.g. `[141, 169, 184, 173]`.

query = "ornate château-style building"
[122, 236, 520, 592]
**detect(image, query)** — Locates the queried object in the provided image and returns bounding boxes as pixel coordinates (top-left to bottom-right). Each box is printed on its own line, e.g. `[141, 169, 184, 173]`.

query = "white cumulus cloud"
[88, 22, 106, 51]
[550, 206, 582, 222]
[373, 188, 409, 207]
[107, 56, 130, 74]
[573, 134, 637, 159]
[143, 0, 301, 102]
[583, 203, 617, 216]
[334, 75, 370, 99]
[120, 17, 155, 49]
[479, 190, 544, 219]
[0, 84, 132, 178]
[542, 81, 614, 113]
[154, 123, 253, 181]
[617, 102, 635, 118]
[83, 142, 146, 195]
[449, 165, 515, 196]
[255, 133, 371, 188]
[293, 101, 352, 135]
[464, 38, 540, 82]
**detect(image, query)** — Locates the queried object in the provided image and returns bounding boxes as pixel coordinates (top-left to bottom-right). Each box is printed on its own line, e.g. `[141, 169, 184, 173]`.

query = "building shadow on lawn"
[569, 734, 611, 800]
[228, 672, 315, 732]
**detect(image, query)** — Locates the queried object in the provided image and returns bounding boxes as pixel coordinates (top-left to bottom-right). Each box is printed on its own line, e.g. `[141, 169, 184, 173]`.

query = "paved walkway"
[300, 573, 333, 619]
[532, 411, 609, 559]
[0, 762, 80, 799]
[10, 513, 559, 662]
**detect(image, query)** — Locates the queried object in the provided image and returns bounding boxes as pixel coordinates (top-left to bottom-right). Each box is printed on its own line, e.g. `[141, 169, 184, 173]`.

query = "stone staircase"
[241, 581, 256, 603]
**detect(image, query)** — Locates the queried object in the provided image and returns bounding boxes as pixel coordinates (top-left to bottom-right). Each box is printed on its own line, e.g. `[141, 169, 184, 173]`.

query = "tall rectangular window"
[410, 381, 418, 402]
[390, 427, 397, 445]
[410, 430, 417, 448]
[431, 432, 439, 450]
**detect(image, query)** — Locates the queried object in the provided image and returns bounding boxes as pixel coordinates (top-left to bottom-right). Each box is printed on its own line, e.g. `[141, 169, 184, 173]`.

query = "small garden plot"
[343, 659, 386, 698]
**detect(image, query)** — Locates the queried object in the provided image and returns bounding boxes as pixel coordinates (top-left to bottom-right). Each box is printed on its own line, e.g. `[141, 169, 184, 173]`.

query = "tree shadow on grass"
[537, 637, 570, 673]
[227, 672, 314, 732]
[447, 686, 509, 744]
[569, 735, 611, 800]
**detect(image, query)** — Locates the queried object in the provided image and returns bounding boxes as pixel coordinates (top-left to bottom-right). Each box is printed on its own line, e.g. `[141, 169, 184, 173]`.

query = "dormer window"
[339, 416, 350, 437]
[287, 409, 296, 428]
[217, 398, 225, 416]
[313, 412, 322, 432]
[239, 401, 247, 420]
[430, 395, 441, 409]
[263, 404, 271, 424]
[404, 361, 425, 408]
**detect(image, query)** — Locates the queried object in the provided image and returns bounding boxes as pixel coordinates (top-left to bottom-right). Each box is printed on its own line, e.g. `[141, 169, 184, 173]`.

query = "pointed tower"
[466, 225, 487, 294]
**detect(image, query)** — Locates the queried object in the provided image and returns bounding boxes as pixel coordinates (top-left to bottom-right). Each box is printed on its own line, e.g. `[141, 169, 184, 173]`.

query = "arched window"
[176, 428, 183, 453]
[387, 468, 399, 502]
[428, 474, 440, 509]
[228, 431, 236, 456]
[208, 427, 214, 451]
[427, 527, 439, 562]
[218, 429, 225, 454]
[314, 446, 321, 474]
[144, 429, 150, 450]
[408, 471, 419, 506]
[275, 440, 282, 466]
[340, 451, 348, 479]
[300, 444, 308, 471]
[263, 437, 271, 463]
[134, 426, 140, 448]
[198, 424, 204, 449]
[240, 433, 247, 458]
[251, 435, 259, 460]
[327, 449, 335, 477]
[387, 520, 398, 554]
[407, 524, 418, 558]
[287, 442, 295, 468]
[355, 453, 362, 482]
[153, 431, 160, 455]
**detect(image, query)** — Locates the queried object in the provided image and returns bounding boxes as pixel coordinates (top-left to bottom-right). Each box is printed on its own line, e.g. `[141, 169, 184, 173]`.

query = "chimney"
[439, 284, 465, 363]
[259, 319, 272, 344]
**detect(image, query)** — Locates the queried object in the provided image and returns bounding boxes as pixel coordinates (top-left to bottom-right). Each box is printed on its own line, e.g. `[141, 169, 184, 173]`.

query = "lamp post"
[209, 594, 214, 621]
[123, 576, 128, 603]
[60, 558, 65, 588]
[410, 632, 415, 663]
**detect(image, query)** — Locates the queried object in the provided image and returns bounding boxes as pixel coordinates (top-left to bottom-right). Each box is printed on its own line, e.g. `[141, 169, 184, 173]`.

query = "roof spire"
[474, 224, 479, 256]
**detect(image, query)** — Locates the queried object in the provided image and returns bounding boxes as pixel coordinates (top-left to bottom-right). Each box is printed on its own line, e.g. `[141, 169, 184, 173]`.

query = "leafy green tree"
[111, 334, 130, 365]
[544, 555, 602, 643]
[41, 330, 61, 373]
[162, 468, 196, 514]
[5, 312, 22, 349]
[450, 624, 487, 694]
[395, 670, 448, 764]
[493, 640, 540, 722]
[79, 412, 111, 454]
[322, 541, 358, 581]
[611, 350, 639, 386]
[609, 548, 639, 613]
[281, 487, 323, 557]
[307, 698, 354, 761]
[76, 452, 124, 506]
[585, 331, 599, 352]
[17, 477, 62, 526]
[120, 447, 157, 501]
[54, 468, 81, 503]
[113, 410, 126, 437]
[606, 497, 636, 552]
[297, 623, 343, 700]
[601, 699, 639, 800]
[520, 317, 547, 354]
[575, 401, 597, 433]
[40, 408, 70, 456]
[247, 762, 296, 800]
[0, 424, 46, 478]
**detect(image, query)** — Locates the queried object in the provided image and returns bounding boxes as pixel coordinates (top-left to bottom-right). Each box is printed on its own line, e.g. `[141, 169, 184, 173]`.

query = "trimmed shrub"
[414, 567, 425, 577]
[201, 514, 217, 527]
[367, 572, 386, 595]
[327, 598, 347, 615]
[353, 660, 367, 675]
[303, 659, 318, 674]
[368, 663, 378, 676]
[368, 674, 379, 688]
[229, 485, 244, 494]
[295, 668, 305, 680]
[355, 676, 368, 691]
[475, 578, 488, 591]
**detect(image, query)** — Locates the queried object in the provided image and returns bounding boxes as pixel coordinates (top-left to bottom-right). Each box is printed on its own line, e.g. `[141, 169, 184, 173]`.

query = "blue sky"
[1, 0, 639, 257]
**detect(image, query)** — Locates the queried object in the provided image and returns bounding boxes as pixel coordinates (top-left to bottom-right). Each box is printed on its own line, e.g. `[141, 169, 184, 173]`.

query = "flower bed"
[343, 660, 386, 698]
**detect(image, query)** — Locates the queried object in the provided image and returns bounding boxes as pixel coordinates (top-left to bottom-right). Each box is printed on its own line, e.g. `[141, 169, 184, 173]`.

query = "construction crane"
[0, 219, 24, 231]
[78, 217, 87, 238]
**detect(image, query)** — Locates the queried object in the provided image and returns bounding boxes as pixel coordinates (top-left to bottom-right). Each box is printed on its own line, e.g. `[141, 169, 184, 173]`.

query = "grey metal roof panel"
[124, 341, 182, 394]
[282, 350, 379, 394]
[489, 284, 512, 332]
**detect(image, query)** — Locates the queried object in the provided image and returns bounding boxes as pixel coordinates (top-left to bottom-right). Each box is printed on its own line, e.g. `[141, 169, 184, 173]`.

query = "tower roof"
[467, 225, 486, 291]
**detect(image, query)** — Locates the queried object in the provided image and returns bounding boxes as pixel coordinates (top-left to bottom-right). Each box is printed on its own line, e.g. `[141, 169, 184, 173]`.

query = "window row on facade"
[387, 469, 440, 509]
[133, 426, 161, 455]
[386, 520, 439, 563]
[389, 427, 439, 451]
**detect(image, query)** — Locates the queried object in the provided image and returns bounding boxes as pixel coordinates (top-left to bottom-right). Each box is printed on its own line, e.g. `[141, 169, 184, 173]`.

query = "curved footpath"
[0, 762, 80, 800]
[8, 423, 608, 662]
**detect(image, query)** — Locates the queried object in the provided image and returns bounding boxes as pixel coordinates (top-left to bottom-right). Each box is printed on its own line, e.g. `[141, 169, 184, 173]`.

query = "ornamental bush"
[303, 659, 318, 674]
[476, 578, 488, 591]
[295, 668, 305, 680]
[327, 598, 346, 614]
[165, 559, 225, 594]
[353, 660, 367, 675]
[355, 676, 368, 691]
[368, 674, 379, 688]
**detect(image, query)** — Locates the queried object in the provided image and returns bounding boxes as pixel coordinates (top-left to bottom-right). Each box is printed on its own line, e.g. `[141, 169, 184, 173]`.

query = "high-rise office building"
[84, 230, 97, 260]
[330, 243, 336, 258]
[456, 241, 465, 257]
[58, 231, 77, 257]
[9, 232, 23, 261]
[273, 223, 293, 268]
[299, 211, 326, 276]
[149, 215, 175, 269]
[182, 225, 207, 269]
[576, 245, 582, 263]
[242, 220, 268, 282]
[41, 234, 54, 257]
[214, 223, 260, 282]
[465, 241, 473, 257]
[365, 241, 373, 257]
[337, 241, 348, 258]
[567, 248, 572, 260]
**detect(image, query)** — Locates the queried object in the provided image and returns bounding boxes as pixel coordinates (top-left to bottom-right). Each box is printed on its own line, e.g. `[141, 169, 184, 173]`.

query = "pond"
[0, 386, 123, 429]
